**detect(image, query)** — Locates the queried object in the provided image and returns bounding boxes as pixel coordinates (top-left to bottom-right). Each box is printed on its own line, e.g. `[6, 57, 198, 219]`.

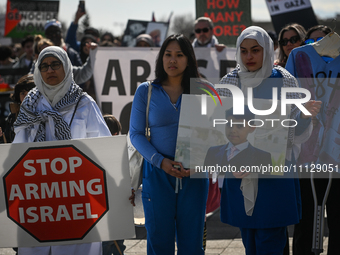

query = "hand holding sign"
[301, 100, 322, 119]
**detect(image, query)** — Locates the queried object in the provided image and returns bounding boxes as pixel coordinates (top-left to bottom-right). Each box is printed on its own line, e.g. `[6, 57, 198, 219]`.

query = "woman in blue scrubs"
[129, 34, 209, 255]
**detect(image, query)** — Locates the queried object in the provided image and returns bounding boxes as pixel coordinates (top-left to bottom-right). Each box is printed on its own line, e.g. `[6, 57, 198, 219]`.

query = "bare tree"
[80, 14, 90, 31]
[75, 13, 90, 41]
[169, 14, 195, 39]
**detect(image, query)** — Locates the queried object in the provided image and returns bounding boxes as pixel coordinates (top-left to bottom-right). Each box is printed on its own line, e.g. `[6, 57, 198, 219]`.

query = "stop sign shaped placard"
[3, 145, 109, 242]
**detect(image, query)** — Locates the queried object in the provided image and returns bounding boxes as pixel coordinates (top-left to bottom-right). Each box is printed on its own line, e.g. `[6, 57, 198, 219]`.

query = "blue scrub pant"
[142, 161, 208, 255]
[240, 227, 286, 255]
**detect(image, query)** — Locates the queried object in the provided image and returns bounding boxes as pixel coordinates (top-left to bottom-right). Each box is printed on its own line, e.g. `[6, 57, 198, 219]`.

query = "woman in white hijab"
[216, 26, 320, 254]
[13, 46, 111, 255]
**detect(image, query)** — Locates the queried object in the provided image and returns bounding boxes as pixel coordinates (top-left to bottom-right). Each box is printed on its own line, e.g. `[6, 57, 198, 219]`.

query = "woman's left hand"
[301, 100, 322, 119]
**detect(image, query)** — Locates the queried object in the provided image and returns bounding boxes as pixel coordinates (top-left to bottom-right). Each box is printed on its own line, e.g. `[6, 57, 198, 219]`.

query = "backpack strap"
[69, 96, 83, 127]
[145, 81, 152, 140]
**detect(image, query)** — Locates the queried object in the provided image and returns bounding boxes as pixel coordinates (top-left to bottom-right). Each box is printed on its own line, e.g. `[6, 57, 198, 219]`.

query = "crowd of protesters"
[0, 3, 339, 255]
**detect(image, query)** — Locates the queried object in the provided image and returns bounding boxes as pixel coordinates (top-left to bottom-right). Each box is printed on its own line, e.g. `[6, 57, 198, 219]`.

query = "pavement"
[0, 208, 329, 255]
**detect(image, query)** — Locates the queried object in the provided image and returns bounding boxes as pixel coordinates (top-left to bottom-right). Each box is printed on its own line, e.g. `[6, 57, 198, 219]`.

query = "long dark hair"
[155, 34, 200, 94]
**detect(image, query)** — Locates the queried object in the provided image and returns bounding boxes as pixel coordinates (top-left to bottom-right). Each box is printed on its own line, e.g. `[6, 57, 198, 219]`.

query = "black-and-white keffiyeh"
[14, 82, 84, 142]
[217, 64, 301, 156]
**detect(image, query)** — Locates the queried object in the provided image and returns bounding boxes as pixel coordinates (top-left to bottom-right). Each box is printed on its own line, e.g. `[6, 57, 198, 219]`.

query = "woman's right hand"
[161, 158, 189, 178]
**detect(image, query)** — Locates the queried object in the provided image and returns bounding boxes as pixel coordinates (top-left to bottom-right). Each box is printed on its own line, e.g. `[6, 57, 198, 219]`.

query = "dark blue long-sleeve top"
[65, 22, 80, 53]
[129, 80, 182, 169]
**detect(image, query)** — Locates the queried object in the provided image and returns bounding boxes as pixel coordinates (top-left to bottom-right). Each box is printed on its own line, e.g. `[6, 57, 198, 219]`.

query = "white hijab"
[236, 26, 274, 91]
[34, 46, 74, 107]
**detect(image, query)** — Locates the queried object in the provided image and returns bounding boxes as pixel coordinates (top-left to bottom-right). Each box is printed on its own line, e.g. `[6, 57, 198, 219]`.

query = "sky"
[0, 0, 339, 36]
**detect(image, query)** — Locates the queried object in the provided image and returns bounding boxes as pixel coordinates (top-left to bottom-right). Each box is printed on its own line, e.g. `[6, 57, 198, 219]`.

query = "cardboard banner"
[122, 20, 169, 47]
[91, 47, 237, 134]
[0, 136, 135, 247]
[195, 0, 251, 46]
[175, 94, 289, 175]
[5, 0, 59, 38]
[265, 0, 318, 34]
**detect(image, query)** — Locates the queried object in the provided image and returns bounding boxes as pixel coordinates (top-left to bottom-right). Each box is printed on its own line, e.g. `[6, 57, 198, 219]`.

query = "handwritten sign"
[196, 0, 251, 46]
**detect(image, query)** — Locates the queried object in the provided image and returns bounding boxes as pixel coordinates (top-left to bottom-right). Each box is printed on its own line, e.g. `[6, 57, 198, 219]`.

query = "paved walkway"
[123, 208, 329, 255]
[0, 209, 329, 255]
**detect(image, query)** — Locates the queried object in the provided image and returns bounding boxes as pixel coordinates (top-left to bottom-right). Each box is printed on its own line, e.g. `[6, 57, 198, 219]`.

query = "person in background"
[0, 45, 17, 87]
[0, 45, 17, 68]
[80, 34, 97, 64]
[100, 32, 121, 47]
[102, 114, 126, 255]
[285, 24, 340, 255]
[192, 17, 226, 52]
[1, 74, 36, 143]
[84, 27, 100, 42]
[135, 34, 154, 47]
[129, 34, 208, 254]
[149, 29, 161, 47]
[100, 40, 117, 47]
[13, 35, 34, 70]
[275, 23, 306, 67]
[304, 24, 332, 46]
[103, 114, 122, 135]
[65, 4, 100, 53]
[10, 43, 22, 61]
[101, 32, 115, 44]
[14, 45, 111, 255]
[267, 30, 279, 51]
[44, 19, 83, 66]
[32, 35, 54, 61]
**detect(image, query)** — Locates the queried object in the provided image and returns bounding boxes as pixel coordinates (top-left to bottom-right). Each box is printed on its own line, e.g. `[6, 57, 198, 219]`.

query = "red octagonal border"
[3, 145, 109, 242]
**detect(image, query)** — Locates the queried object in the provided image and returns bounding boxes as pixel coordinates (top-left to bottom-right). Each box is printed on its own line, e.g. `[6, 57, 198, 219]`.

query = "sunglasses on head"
[304, 37, 323, 45]
[279, 35, 300, 46]
[195, 27, 210, 34]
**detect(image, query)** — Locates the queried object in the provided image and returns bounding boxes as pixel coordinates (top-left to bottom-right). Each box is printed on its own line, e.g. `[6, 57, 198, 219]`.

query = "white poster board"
[91, 47, 237, 133]
[175, 95, 290, 172]
[0, 136, 135, 247]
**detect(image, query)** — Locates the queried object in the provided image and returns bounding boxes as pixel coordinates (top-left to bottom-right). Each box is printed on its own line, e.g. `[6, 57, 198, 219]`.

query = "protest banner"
[195, 0, 251, 46]
[91, 47, 237, 134]
[4, 0, 59, 38]
[265, 0, 318, 34]
[122, 19, 169, 47]
[0, 136, 135, 247]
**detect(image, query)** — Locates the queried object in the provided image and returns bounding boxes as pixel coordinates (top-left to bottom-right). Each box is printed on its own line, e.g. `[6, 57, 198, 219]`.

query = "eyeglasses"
[304, 37, 323, 45]
[39, 61, 62, 72]
[279, 35, 300, 46]
[195, 27, 210, 34]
